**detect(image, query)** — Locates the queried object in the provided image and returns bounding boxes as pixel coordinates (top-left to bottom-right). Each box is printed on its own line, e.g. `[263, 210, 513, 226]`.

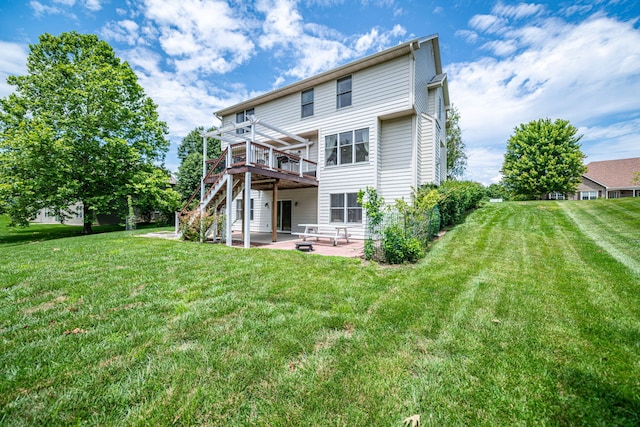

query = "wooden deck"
[226, 163, 318, 191]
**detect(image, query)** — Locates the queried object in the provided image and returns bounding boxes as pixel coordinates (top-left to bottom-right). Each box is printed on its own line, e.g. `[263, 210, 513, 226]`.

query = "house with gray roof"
[569, 157, 640, 200]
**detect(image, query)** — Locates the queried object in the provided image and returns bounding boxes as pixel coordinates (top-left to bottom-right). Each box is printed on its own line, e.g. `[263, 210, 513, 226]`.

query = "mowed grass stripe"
[1, 200, 640, 426]
[560, 200, 640, 276]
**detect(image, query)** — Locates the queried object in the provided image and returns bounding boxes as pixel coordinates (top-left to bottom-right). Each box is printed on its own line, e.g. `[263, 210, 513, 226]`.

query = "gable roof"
[584, 157, 640, 188]
[216, 34, 443, 118]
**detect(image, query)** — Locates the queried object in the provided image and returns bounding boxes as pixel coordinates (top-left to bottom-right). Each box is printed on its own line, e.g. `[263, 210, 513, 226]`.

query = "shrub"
[179, 210, 224, 241]
[359, 188, 435, 264]
[382, 222, 423, 264]
[419, 181, 484, 228]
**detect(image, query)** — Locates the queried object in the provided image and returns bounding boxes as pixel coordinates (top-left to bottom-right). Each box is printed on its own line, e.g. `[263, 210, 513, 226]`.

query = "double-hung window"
[330, 193, 362, 223]
[325, 128, 369, 166]
[580, 191, 598, 200]
[337, 76, 352, 109]
[301, 89, 314, 118]
[236, 199, 254, 220]
[236, 108, 254, 134]
[325, 134, 338, 166]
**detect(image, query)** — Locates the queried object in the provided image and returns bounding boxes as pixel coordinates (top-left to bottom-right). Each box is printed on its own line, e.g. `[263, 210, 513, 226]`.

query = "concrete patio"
[230, 232, 364, 258]
[139, 231, 364, 258]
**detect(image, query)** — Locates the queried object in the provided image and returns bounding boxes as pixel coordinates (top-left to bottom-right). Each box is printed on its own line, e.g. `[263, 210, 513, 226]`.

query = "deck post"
[225, 174, 233, 247]
[269, 147, 274, 169]
[244, 171, 251, 248]
[200, 135, 207, 243]
[272, 180, 279, 242]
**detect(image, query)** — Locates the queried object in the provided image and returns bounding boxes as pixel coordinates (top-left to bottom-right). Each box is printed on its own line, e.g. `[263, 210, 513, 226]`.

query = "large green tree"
[501, 118, 586, 199]
[446, 104, 467, 180]
[175, 126, 221, 201]
[0, 32, 178, 233]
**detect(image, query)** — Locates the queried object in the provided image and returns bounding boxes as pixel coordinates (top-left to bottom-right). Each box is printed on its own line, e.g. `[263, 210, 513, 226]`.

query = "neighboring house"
[32, 203, 85, 226]
[32, 175, 178, 226]
[31, 203, 121, 226]
[187, 35, 450, 247]
[569, 157, 640, 200]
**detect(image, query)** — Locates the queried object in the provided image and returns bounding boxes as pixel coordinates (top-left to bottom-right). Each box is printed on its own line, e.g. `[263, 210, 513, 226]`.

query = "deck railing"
[181, 147, 229, 213]
[180, 140, 318, 214]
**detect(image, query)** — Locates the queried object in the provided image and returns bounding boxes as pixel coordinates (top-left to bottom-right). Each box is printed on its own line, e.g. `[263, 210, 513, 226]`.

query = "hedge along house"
[180, 35, 450, 248]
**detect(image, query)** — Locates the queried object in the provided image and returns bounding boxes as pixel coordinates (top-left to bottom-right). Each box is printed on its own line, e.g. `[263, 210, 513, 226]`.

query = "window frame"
[236, 198, 254, 220]
[330, 192, 362, 224]
[325, 128, 369, 167]
[236, 108, 254, 134]
[580, 191, 598, 200]
[301, 88, 314, 118]
[336, 75, 352, 109]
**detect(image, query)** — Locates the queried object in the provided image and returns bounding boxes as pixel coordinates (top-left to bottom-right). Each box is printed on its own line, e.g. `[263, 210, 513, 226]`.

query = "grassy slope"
[1, 200, 639, 426]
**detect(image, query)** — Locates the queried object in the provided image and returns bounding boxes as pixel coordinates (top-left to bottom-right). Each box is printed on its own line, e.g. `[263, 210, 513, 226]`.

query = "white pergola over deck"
[194, 116, 317, 248]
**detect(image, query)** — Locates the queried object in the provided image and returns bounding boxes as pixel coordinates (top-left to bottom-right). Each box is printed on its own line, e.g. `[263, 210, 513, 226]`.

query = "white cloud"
[121, 47, 250, 139]
[101, 20, 145, 46]
[83, 0, 102, 11]
[140, 0, 256, 75]
[464, 147, 506, 185]
[0, 41, 28, 99]
[450, 13, 640, 184]
[491, 2, 545, 19]
[562, 4, 593, 17]
[455, 29, 479, 44]
[31, 0, 102, 15]
[30, 1, 64, 16]
[469, 14, 507, 34]
[256, 0, 406, 80]
[481, 39, 517, 56]
[579, 117, 640, 162]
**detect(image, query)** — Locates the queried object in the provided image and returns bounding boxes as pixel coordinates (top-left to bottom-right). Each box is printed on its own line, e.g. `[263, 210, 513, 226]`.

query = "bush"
[359, 187, 434, 264]
[382, 222, 423, 264]
[484, 182, 512, 201]
[179, 210, 224, 241]
[419, 181, 484, 228]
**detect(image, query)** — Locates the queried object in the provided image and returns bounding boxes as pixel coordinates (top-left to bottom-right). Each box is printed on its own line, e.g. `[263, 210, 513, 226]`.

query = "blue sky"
[1, 0, 639, 185]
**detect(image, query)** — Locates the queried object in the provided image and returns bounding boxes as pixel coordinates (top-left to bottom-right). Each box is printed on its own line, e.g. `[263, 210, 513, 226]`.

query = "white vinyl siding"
[414, 40, 437, 115]
[379, 116, 414, 203]
[420, 113, 435, 186]
[233, 188, 317, 233]
[216, 42, 445, 239]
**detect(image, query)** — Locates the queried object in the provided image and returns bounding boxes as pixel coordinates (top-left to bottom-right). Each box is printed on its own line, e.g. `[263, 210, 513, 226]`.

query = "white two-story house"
[187, 34, 449, 247]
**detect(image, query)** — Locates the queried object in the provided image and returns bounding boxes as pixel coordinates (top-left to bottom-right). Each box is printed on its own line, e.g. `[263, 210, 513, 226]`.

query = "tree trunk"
[82, 203, 93, 234]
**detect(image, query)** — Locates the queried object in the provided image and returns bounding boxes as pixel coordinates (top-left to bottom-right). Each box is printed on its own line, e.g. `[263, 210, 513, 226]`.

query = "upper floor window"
[337, 76, 352, 109]
[325, 128, 369, 166]
[301, 89, 314, 118]
[236, 108, 254, 134]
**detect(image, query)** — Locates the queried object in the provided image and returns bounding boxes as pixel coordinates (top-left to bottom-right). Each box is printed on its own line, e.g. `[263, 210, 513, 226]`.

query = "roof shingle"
[584, 157, 640, 188]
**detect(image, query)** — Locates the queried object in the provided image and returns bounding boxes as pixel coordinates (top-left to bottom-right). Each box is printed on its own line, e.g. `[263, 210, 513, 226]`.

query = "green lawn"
[1, 199, 639, 426]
